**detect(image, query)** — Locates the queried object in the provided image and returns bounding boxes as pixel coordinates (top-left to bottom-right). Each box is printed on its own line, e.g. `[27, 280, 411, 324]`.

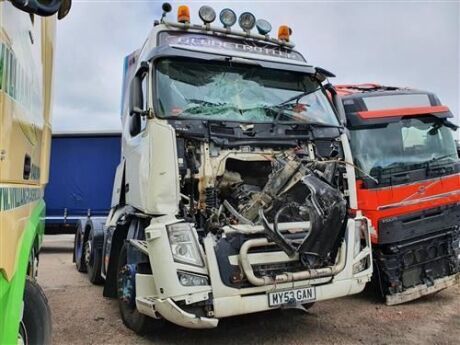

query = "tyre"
[74, 223, 87, 273]
[85, 226, 104, 285]
[117, 242, 164, 334]
[19, 277, 52, 345]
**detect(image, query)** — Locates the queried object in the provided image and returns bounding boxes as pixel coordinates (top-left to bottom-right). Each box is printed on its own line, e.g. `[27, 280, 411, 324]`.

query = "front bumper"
[137, 274, 369, 329]
[386, 272, 460, 306]
[140, 216, 372, 328]
[155, 298, 218, 329]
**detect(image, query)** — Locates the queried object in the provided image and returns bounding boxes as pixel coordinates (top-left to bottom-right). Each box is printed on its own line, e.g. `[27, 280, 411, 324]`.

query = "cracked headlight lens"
[167, 223, 204, 267]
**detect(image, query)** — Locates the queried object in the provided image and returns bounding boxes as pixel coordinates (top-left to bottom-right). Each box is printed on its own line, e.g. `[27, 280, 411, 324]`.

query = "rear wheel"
[74, 224, 87, 273]
[19, 277, 52, 345]
[85, 226, 104, 285]
[117, 242, 164, 334]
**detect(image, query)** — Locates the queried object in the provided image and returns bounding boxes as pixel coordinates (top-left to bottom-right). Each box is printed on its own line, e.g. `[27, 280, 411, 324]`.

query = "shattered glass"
[156, 58, 339, 125]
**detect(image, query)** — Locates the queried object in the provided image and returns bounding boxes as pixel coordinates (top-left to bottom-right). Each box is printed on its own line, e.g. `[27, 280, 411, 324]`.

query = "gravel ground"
[38, 235, 460, 345]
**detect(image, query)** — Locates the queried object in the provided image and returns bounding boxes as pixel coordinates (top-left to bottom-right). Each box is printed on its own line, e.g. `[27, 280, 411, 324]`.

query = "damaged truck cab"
[92, 5, 373, 332]
[332, 84, 460, 305]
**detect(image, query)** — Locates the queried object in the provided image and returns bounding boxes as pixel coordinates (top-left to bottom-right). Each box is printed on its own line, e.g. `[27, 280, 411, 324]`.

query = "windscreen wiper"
[276, 87, 322, 107]
[426, 154, 457, 169]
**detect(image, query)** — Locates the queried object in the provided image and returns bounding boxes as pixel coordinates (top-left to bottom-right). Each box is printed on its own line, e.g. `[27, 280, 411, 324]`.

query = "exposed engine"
[178, 140, 348, 267]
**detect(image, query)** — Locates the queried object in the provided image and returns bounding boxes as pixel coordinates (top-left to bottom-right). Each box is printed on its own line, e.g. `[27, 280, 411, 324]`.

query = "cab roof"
[334, 84, 452, 128]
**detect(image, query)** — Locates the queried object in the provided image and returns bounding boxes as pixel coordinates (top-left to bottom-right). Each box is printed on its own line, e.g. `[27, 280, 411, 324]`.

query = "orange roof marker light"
[278, 25, 292, 42]
[177, 5, 190, 23]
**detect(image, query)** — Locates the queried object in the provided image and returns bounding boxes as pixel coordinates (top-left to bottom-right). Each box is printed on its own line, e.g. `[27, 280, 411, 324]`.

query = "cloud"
[53, 1, 459, 136]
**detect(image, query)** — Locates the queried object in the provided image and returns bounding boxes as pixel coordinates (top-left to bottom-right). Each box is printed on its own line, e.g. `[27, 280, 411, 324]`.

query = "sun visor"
[146, 44, 316, 75]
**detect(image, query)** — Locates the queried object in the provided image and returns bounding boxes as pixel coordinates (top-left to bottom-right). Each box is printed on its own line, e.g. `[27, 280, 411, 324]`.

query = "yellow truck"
[0, 1, 70, 344]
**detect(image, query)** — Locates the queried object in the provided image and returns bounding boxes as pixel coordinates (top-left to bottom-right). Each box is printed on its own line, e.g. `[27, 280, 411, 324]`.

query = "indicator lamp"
[278, 25, 292, 42]
[219, 8, 237, 28]
[238, 12, 256, 33]
[256, 19, 272, 35]
[177, 5, 190, 23]
[199, 5, 216, 24]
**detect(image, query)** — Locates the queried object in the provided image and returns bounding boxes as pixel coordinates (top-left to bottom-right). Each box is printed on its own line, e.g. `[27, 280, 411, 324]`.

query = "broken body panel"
[333, 84, 460, 305]
[97, 14, 372, 331]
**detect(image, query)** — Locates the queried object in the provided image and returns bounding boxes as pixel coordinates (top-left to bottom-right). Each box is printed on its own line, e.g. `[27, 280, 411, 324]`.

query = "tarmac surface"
[38, 235, 460, 345]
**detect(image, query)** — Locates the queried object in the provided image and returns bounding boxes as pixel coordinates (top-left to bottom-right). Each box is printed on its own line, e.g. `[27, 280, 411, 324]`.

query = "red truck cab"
[332, 84, 460, 305]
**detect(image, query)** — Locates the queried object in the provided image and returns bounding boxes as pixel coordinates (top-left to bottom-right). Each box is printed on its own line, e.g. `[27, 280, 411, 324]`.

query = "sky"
[53, 0, 460, 135]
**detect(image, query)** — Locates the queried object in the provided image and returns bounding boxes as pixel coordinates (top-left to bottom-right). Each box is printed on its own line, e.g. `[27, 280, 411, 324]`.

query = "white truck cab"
[93, 4, 373, 333]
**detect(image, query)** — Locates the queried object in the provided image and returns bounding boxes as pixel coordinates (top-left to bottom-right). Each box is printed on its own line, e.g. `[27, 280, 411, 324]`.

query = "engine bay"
[176, 135, 349, 268]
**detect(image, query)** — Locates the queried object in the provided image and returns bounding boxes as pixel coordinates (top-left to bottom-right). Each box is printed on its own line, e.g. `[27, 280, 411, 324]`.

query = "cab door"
[123, 65, 150, 212]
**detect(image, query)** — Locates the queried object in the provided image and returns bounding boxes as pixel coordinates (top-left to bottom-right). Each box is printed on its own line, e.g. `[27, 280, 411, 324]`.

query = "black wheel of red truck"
[19, 277, 52, 345]
[117, 242, 164, 334]
[74, 223, 87, 273]
[85, 226, 104, 285]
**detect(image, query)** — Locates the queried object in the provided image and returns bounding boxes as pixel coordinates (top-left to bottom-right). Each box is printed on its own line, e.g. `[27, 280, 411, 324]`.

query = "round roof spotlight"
[238, 12, 256, 33]
[199, 5, 216, 24]
[256, 19, 272, 35]
[219, 8, 237, 28]
[162, 2, 172, 13]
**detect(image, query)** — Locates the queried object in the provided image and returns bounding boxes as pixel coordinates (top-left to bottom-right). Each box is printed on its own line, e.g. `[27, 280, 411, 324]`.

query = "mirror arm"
[130, 107, 154, 118]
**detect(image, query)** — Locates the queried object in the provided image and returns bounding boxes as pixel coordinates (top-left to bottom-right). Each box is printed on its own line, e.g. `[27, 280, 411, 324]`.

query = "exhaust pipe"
[239, 238, 347, 286]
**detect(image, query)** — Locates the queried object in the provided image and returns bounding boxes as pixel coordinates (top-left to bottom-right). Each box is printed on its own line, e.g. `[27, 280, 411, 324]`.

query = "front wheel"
[19, 277, 52, 345]
[117, 242, 164, 334]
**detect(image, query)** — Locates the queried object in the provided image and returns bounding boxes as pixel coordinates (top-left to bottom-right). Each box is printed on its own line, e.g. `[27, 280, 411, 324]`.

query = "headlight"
[167, 223, 204, 267]
[354, 219, 368, 258]
[177, 271, 209, 286]
[353, 256, 370, 274]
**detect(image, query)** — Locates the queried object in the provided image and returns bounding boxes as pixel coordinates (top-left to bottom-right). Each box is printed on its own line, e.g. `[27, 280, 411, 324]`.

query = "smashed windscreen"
[155, 58, 339, 125]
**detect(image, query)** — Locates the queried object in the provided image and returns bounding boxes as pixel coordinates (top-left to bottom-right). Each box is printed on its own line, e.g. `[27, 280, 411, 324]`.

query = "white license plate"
[268, 287, 316, 307]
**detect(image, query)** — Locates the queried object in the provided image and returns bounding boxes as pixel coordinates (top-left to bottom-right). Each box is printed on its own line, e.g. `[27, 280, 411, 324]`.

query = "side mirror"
[129, 61, 149, 117]
[58, 0, 72, 20]
[10, 0, 70, 17]
[314, 67, 336, 83]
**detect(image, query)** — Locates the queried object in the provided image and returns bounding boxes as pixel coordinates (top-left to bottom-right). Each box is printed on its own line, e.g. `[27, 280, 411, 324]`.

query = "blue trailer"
[44, 132, 121, 234]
